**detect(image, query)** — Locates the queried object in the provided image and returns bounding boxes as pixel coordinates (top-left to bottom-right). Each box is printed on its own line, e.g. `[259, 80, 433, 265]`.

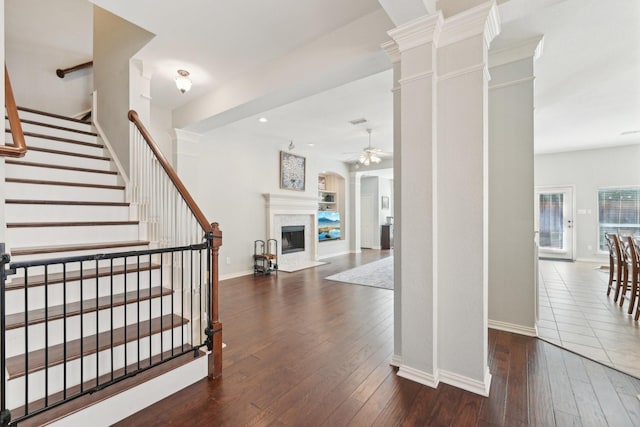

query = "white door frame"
[535, 185, 576, 260]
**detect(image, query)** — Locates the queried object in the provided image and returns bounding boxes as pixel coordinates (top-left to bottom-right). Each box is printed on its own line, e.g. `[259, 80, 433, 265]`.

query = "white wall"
[175, 126, 351, 279]
[150, 103, 174, 167]
[94, 6, 153, 173]
[535, 144, 640, 261]
[5, 0, 93, 116]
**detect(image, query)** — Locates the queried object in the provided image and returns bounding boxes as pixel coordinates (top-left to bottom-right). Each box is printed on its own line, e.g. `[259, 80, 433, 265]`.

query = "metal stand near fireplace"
[253, 239, 278, 275]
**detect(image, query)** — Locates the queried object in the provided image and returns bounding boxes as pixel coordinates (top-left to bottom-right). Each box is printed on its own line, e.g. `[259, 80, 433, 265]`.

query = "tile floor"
[537, 259, 640, 379]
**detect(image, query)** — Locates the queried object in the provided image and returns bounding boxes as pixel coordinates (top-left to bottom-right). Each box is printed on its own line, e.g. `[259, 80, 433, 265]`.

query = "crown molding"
[387, 12, 444, 52]
[489, 35, 545, 68]
[381, 40, 401, 63]
[439, 1, 500, 48]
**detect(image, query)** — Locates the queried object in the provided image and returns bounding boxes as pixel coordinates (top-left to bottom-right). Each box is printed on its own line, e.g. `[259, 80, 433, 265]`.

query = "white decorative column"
[387, 12, 442, 387]
[381, 41, 403, 368]
[488, 36, 544, 336]
[348, 171, 362, 253]
[386, 0, 500, 396]
[435, 2, 499, 395]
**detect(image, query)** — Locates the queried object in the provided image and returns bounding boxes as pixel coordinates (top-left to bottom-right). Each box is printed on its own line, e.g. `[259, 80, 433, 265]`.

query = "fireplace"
[282, 225, 305, 254]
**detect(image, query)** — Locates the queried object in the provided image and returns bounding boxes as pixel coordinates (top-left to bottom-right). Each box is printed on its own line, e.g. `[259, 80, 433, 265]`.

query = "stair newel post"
[208, 223, 223, 378]
[0, 244, 11, 427]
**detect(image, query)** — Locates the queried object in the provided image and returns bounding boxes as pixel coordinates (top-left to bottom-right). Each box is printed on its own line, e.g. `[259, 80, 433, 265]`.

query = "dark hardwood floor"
[116, 250, 640, 426]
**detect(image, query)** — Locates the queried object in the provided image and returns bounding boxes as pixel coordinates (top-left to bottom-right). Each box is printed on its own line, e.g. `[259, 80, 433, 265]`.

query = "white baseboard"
[439, 366, 492, 397]
[390, 354, 403, 368]
[397, 365, 438, 388]
[317, 250, 351, 260]
[488, 319, 537, 337]
[220, 270, 254, 281]
[50, 355, 207, 427]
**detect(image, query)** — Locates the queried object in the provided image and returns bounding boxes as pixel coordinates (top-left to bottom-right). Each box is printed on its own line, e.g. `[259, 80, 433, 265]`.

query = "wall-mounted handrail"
[127, 110, 211, 233]
[1, 65, 27, 158]
[56, 61, 93, 79]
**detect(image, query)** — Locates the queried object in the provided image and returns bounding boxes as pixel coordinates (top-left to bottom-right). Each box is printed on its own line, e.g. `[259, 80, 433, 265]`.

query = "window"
[598, 187, 640, 251]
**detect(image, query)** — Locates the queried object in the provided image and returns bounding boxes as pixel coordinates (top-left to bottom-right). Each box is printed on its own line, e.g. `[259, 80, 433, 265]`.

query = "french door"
[535, 186, 574, 260]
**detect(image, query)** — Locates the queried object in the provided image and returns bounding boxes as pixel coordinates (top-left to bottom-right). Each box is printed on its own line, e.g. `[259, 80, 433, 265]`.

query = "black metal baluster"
[149, 254, 152, 366]
[79, 262, 84, 393]
[190, 250, 194, 351]
[24, 268, 29, 415]
[171, 251, 174, 356]
[137, 255, 141, 371]
[44, 265, 49, 408]
[62, 263, 67, 400]
[95, 259, 99, 388]
[199, 249, 203, 347]
[110, 258, 114, 382]
[124, 258, 128, 375]
[160, 253, 164, 361]
[181, 251, 184, 352]
[0, 245, 11, 424]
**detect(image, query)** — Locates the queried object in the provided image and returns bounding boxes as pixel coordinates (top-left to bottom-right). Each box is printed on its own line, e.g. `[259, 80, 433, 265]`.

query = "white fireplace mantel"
[263, 193, 318, 268]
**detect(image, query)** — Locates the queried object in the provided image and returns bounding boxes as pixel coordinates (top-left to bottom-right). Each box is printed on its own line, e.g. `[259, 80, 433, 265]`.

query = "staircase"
[1, 107, 219, 426]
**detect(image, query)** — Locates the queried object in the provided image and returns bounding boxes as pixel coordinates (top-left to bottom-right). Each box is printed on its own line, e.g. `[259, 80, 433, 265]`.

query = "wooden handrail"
[2, 66, 27, 158]
[127, 110, 212, 233]
[56, 61, 93, 79]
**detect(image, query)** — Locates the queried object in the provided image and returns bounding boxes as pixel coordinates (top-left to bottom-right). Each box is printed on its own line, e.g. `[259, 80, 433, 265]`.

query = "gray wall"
[535, 144, 640, 261]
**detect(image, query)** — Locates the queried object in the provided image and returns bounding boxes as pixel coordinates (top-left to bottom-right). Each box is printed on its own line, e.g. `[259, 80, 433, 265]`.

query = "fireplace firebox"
[282, 225, 305, 254]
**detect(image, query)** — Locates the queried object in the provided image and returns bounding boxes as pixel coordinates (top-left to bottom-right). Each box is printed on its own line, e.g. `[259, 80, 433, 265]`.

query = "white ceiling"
[6, 0, 640, 157]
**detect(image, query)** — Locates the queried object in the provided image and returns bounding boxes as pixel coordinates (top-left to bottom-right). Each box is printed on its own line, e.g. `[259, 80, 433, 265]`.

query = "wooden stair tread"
[6, 115, 98, 137]
[7, 220, 138, 228]
[6, 177, 124, 190]
[19, 145, 110, 161]
[10, 240, 149, 258]
[6, 259, 158, 290]
[17, 106, 91, 125]
[6, 314, 188, 377]
[6, 199, 129, 207]
[7, 286, 173, 330]
[6, 129, 103, 149]
[6, 159, 118, 175]
[11, 347, 204, 425]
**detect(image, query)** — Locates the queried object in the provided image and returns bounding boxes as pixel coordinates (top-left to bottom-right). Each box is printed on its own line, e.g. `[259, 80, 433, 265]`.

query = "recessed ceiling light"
[258, 117, 268, 123]
[308, 143, 315, 147]
[621, 129, 640, 136]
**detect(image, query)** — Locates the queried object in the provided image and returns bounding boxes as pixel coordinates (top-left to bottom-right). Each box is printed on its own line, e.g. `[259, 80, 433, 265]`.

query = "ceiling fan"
[357, 128, 391, 166]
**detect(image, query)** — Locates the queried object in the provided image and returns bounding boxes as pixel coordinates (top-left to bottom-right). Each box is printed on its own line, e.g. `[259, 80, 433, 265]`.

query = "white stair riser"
[8, 224, 139, 247]
[6, 296, 180, 357]
[10, 135, 106, 158]
[6, 163, 121, 186]
[17, 111, 94, 133]
[5, 182, 125, 203]
[7, 120, 99, 145]
[5, 203, 130, 223]
[18, 149, 113, 172]
[6, 325, 190, 410]
[8, 245, 152, 267]
[5, 269, 161, 315]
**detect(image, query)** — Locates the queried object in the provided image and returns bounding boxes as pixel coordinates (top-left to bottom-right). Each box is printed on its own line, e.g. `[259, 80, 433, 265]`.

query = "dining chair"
[627, 237, 640, 320]
[604, 233, 619, 297]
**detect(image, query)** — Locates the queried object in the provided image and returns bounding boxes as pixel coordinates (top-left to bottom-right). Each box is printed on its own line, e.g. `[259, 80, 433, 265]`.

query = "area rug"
[325, 257, 393, 290]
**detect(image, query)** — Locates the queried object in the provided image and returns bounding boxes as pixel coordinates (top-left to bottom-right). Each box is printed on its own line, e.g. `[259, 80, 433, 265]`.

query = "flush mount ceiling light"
[258, 117, 268, 123]
[175, 69, 192, 94]
[359, 129, 383, 166]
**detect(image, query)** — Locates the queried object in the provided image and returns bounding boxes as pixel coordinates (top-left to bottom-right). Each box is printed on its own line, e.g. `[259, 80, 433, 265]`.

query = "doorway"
[535, 186, 575, 260]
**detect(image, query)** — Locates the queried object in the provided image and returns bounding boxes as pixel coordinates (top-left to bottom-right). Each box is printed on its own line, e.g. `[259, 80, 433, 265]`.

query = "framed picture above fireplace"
[280, 151, 306, 191]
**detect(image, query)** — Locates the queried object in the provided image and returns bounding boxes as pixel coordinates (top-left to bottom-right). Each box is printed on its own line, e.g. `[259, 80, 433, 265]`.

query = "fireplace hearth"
[282, 225, 305, 254]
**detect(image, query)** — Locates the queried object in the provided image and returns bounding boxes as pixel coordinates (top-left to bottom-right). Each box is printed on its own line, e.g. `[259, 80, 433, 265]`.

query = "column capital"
[489, 35, 544, 68]
[381, 40, 401, 64]
[439, 1, 500, 48]
[387, 12, 444, 52]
